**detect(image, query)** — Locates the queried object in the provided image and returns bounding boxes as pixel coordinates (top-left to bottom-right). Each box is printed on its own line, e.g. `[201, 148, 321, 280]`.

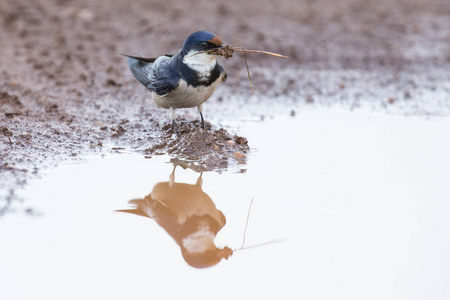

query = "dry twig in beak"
[187, 45, 288, 94]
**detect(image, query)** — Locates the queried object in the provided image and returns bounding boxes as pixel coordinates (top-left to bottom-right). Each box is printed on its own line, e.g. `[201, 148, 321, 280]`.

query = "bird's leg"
[172, 119, 178, 134]
[198, 104, 205, 129]
[195, 172, 203, 188]
[170, 107, 178, 134]
[169, 164, 177, 188]
[200, 112, 205, 129]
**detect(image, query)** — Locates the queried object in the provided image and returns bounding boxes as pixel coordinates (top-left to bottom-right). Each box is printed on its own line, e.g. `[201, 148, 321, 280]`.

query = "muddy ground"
[1, 0, 450, 213]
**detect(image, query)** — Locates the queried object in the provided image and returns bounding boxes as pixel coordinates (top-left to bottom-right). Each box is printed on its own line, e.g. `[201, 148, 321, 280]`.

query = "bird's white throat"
[183, 51, 217, 75]
[181, 228, 216, 253]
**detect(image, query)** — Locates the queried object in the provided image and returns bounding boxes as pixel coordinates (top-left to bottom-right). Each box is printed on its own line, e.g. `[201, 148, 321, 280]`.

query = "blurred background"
[1, 0, 449, 93]
[1, 2, 450, 299]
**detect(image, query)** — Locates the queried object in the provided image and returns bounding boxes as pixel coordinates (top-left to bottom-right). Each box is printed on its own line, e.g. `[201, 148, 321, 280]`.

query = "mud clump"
[0, 90, 23, 107]
[111, 125, 127, 138]
[144, 121, 249, 171]
[216, 45, 235, 59]
[1, 90, 24, 118]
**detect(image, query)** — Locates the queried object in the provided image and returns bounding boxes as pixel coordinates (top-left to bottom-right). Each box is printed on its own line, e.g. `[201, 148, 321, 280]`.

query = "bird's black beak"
[209, 45, 223, 54]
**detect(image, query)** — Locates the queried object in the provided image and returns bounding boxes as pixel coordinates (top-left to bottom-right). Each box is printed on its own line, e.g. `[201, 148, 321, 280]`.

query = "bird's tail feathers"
[121, 53, 158, 63]
[120, 53, 173, 63]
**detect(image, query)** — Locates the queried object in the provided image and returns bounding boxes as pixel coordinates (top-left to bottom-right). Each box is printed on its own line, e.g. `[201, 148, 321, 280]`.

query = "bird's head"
[182, 31, 223, 55]
[182, 31, 224, 67]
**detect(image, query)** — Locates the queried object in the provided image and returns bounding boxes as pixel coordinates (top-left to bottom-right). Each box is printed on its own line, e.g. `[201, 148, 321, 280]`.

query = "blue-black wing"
[148, 53, 181, 95]
[126, 55, 154, 87]
[125, 53, 180, 96]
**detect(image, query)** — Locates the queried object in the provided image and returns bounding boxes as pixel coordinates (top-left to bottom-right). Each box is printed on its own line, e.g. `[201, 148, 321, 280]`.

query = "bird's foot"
[200, 112, 205, 130]
[172, 120, 179, 135]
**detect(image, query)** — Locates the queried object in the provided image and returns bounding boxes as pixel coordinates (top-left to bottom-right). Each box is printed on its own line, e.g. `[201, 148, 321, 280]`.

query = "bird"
[124, 31, 228, 133]
[116, 163, 233, 268]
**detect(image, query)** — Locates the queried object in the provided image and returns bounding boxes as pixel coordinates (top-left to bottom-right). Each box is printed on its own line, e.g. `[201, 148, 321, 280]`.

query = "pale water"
[1, 110, 450, 300]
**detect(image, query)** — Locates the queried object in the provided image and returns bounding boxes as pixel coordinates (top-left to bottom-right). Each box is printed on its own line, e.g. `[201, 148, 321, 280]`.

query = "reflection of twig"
[234, 238, 286, 252]
[235, 197, 286, 252]
[240, 198, 254, 249]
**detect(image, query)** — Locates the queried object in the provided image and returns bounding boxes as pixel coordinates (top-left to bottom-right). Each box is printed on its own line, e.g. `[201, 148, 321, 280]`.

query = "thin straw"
[240, 198, 254, 249]
[232, 48, 288, 58]
[242, 49, 255, 95]
[234, 238, 286, 252]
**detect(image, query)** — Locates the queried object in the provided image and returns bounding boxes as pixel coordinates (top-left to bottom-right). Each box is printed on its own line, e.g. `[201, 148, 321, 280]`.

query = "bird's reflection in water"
[117, 162, 232, 268]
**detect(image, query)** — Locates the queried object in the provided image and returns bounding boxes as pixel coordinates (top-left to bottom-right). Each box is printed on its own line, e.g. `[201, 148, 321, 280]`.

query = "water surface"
[2, 111, 450, 300]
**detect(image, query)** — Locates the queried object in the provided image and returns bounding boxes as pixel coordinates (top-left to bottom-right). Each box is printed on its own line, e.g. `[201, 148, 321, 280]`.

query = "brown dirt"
[144, 120, 248, 170]
[1, 0, 450, 213]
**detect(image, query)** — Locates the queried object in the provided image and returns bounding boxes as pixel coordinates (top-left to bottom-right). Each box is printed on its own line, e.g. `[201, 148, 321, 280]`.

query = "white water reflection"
[1, 111, 450, 300]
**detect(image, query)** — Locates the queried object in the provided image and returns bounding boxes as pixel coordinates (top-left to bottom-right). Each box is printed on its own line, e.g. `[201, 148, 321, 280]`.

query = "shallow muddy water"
[1, 110, 450, 300]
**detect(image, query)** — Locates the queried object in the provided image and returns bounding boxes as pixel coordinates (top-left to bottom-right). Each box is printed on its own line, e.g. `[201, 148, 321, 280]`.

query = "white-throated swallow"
[124, 31, 227, 132]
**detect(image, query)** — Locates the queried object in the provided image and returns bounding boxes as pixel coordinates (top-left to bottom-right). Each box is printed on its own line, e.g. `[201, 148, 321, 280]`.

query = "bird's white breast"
[181, 226, 216, 253]
[152, 73, 225, 109]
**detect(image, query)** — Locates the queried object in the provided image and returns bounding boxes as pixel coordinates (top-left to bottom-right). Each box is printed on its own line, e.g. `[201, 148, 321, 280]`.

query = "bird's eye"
[199, 42, 209, 48]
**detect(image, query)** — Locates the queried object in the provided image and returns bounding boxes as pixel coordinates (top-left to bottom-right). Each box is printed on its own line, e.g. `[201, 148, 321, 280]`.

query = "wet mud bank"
[144, 121, 248, 170]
